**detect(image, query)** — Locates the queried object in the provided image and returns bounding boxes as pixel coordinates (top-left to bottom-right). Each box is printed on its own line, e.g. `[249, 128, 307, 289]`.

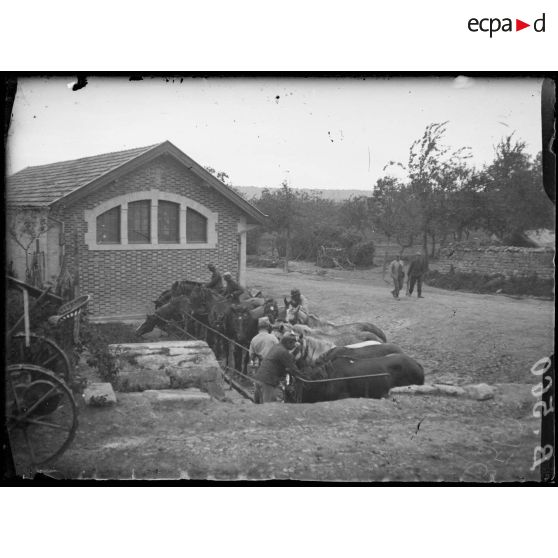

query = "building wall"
[52, 155, 245, 316]
[435, 245, 555, 280]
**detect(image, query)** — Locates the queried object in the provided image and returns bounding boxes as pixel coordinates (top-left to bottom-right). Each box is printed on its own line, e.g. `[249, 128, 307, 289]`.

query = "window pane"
[186, 208, 207, 243]
[96, 206, 121, 243]
[158, 201, 180, 243]
[128, 200, 151, 243]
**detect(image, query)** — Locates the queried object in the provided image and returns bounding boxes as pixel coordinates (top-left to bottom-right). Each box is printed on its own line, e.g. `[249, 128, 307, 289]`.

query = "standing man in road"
[389, 254, 405, 299]
[407, 251, 428, 298]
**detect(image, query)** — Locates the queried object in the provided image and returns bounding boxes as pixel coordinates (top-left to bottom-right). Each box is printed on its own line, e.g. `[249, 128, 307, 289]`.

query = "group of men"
[203, 263, 304, 403]
[247, 287, 309, 404]
[389, 252, 428, 300]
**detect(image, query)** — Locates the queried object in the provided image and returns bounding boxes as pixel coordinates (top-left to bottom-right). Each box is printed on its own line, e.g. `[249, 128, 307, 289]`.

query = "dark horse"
[226, 298, 280, 373]
[286, 354, 424, 403]
[153, 279, 202, 309]
[188, 285, 236, 360]
[136, 295, 194, 337]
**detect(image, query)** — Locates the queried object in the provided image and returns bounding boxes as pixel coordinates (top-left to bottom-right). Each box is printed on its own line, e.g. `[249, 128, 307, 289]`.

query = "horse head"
[136, 314, 159, 336]
[263, 298, 279, 323]
[154, 288, 172, 309]
[189, 285, 211, 313]
[227, 306, 255, 344]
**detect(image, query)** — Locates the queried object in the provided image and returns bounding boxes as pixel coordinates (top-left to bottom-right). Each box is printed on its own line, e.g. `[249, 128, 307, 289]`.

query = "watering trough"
[108, 340, 227, 402]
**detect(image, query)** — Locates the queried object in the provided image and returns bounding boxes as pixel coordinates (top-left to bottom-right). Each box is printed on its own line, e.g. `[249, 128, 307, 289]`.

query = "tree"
[254, 181, 304, 271]
[371, 176, 421, 252]
[385, 122, 473, 255]
[339, 195, 373, 234]
[7, 207, 53, 286]
[204, 165, 231, 185]
[481, 136, 554, 243]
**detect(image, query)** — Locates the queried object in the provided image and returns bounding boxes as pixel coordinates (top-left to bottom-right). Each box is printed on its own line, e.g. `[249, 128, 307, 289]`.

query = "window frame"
[128, 199, 152, 244]
[84, 190, 217, 250]
[96, 205, 121, 244]
[158, 200, 181, 244]
[186, 207, 209, 244]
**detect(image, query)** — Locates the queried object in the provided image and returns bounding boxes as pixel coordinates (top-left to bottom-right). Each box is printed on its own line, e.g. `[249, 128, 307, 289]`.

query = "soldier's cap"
[258, 317, 271, 328]
[223, 271, 232, 278]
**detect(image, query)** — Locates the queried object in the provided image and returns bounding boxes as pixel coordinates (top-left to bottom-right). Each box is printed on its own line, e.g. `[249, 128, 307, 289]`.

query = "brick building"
[6, 141, 266, 317]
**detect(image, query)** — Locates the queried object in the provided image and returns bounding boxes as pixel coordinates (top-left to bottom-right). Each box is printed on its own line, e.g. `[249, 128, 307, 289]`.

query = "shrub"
[350, 240, 376, 267]
[79, 320, 140, 383]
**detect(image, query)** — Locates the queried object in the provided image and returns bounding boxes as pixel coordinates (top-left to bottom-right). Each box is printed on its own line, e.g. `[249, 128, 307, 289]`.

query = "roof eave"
[58, 141, 267, 225]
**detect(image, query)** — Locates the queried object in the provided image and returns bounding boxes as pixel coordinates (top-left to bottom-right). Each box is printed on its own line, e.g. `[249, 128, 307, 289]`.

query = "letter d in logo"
[534, 13, 546, 32]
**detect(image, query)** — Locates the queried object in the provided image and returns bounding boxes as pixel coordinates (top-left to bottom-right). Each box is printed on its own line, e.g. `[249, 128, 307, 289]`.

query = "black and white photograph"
[3, 75, 555, 482]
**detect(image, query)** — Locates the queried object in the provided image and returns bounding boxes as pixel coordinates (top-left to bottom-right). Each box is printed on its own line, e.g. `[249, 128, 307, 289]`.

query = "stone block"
[83, 382, 117, 406]
[390, 384, 465, 397]
[143, 388, 212, 409]
[464, 383, 495, 401]
[391, 383, 496, 401]
[116, 368, 171, 392]
[108, 340, 226, 396]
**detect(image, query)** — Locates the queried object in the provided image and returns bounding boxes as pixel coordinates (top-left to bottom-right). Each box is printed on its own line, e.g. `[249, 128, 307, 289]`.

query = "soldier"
[204, 264, 223, 293]
[407, 251, 428, 298]
[249, 317, 279, 367]
[223, 271, 244, 301]
[389, 254, 405, 299]
[289, 288, 310, 322]
[254, 333, 301, 403]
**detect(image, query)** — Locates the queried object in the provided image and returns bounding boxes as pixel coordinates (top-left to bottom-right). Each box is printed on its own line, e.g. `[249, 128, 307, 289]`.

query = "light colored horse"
[291, 323, 386, 367]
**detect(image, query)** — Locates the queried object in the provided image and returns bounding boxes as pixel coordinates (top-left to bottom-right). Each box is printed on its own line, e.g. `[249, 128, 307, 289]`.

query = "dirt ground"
[15, 263, 554, 482]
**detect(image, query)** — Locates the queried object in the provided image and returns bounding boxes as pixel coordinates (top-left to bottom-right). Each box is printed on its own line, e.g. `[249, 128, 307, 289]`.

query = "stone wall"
[435, 244, 555, 280]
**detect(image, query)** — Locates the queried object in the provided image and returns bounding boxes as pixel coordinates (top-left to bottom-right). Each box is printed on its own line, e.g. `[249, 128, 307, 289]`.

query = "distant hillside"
[236, 186, 373, 202]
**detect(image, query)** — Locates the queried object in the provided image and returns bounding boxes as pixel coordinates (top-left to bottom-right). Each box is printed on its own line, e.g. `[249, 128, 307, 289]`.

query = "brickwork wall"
[52, 155, 244, 316]
[435, 244, 555, 280]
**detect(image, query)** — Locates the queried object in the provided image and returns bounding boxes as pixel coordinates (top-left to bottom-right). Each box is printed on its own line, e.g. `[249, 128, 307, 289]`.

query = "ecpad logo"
[468, 13, 546, 37]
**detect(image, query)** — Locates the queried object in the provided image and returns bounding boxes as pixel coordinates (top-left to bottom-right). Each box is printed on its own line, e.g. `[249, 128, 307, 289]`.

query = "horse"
[225, 298, 280, 373]
[136, 295, 193, 337]
[283, 300, 389, 344]
[314, 342, 404, 366]
[188, 286, 233, 359]
[154, 279, 202, 309]
[290, 323, 386, 363]
[287, 354, 425, 403]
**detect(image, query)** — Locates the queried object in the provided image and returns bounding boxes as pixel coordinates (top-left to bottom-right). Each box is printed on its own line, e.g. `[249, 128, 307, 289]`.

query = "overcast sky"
[7, 76, 543, 190]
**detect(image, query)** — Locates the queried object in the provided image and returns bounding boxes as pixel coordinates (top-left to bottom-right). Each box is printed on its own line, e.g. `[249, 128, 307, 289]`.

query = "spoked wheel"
[6, 364, 78, 469]
[9, 333, 72, 384]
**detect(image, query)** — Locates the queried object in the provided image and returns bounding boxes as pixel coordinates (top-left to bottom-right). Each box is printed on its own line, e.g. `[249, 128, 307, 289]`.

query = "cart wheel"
[9, 333, 72, 384]
[6, 364, 78, 468]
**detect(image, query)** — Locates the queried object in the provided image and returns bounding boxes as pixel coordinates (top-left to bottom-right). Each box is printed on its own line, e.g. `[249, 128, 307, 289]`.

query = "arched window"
[85, 190, 217, 250]
[186, 208, 208, 243]
[128, 200, 151, 243]
[96, 206, 121, 243]
[158, 201, 180, 243]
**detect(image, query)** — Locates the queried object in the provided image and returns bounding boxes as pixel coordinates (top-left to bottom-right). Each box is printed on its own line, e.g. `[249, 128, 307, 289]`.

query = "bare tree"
[7, 207, 53, 285]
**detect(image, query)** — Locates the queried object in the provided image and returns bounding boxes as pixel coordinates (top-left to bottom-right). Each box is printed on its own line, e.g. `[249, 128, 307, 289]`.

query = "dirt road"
[23, 263, 554, 482]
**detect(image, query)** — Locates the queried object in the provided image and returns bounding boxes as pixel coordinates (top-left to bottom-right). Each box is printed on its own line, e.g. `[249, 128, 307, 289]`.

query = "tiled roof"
[6, 143, 162, 206]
